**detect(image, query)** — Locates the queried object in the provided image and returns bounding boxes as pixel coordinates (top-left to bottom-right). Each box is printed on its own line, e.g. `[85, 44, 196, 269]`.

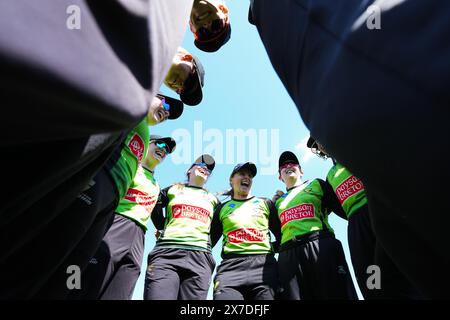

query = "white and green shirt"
[275, 179, 339, 247]
[211, 197, 281, 257]
[152, 184, 220, 252]
[326, 163, 367, 219]
[115, 165, 160, 230]
[108, 118, 150, 199]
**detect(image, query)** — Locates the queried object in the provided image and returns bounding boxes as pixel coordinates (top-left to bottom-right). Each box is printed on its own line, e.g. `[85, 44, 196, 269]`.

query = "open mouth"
[240, 181, 250, 188]
[197, 167, 209, 176]
[154, 149, 165, 160]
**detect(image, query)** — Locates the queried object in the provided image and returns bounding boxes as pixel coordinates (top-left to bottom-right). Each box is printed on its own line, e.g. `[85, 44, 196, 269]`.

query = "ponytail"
[217, 188, 233, 199]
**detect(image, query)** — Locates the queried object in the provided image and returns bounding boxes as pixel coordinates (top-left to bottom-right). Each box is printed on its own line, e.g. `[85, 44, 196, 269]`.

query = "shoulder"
[303, 179, 327, 195]
[162, 183, 182, 195]
[257, 197, 274, 209]
[204, 191, 220, 207]
[259, 197, 272, 205]
[274, 195, 285, 208]
[171, 183, 186, 192]
[216, 199, 233, 214]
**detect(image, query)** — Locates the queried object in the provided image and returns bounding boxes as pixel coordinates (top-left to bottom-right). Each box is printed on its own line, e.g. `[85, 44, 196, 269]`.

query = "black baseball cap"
[278, 151, 300, 170]
[307, 137, 316, 148]
[155, 93, 184, 120]
[194, 22, 231, 53]
[189, 154, 216, 172]
[149, 135, 176, 154]
[180, 56, 205, 106]
[306, 136, 329, 158]
[230, 162, 257, 178]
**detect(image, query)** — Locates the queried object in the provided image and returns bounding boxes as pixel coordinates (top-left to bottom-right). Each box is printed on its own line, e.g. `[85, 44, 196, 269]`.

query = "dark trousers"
[347, 205, 376, 299]
[213, 254, 278, 301]
[348, 205, 422, 300]
[69, 214, 144, 300]
[0, 0, 193, 299]
[250, 0, 450, 298]
[32, 168, 118, 299]
[144, 247, 215, 300]
[0, 168, 117, 299]
[373, 241, 423, 300]
[278, 233, 357, 300]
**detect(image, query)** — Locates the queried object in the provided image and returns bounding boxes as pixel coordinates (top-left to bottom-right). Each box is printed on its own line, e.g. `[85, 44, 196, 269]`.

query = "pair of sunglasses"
[155, 141, 170, 154]
[160, 98, 170, 112]
[280, 162, 299, 171]
[194, 162, 212, 174]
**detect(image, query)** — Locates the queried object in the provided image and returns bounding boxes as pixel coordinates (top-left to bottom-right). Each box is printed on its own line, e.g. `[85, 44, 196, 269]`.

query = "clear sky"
[133, 0, 362, 300]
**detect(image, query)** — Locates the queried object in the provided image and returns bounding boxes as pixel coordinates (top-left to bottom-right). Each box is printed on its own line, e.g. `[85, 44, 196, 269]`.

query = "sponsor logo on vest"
[335, 176, 365, 204]
[279, 204, 315, 227]
[128, 133, 145, 162]
[172, 204, 211, 224]
[125, 188, 156, 213]
[228, 228, 265, 243]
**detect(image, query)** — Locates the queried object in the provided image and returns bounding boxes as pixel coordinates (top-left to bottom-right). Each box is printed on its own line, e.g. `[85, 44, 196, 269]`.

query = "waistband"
[221, 253, 275, 260]
[279, 230, 335, 252]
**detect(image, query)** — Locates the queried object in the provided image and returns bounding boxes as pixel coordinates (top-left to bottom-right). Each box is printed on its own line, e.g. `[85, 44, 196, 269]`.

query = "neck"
[143, 162, 156, 173]
[233, 192, 252, 200]
[285, 177, 302, 190]
[188, 177, 205, 188]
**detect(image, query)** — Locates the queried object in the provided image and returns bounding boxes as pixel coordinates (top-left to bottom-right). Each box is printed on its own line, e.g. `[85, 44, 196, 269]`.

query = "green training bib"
[157, 184, 219, 252]
[115, 165, 160, 230]
[219, 197, 274, 255]
[327, 163, 367, 219]
[275, 179, 333, 244]
[108, 119, 150, 199]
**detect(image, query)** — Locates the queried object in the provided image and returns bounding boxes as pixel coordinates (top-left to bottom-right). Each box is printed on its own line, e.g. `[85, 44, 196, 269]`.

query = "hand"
[155, 230, 162, 239]
[272, 190, 284, 203]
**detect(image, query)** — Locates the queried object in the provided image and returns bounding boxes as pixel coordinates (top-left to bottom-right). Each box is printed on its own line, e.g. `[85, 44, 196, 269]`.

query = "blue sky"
[133, 1, 362, 300]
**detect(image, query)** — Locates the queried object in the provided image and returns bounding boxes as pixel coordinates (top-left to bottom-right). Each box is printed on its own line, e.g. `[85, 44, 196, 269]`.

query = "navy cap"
[155, 93, 184, 120]
[230, 162, 257, 178]
[278, 151, 300, 169]
[190, 154, 216, 172]
[149, 135, 176, 154]
[180, 55, 205, 106]
[194, 23, 231, 53]
[307, 137, 316, 148]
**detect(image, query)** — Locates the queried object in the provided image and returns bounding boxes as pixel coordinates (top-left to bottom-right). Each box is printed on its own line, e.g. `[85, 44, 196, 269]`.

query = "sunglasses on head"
[194, 162, 212, 173]
[160, 98, 170, 112]
[155, 141, 170, 154]
[280, 162, 299, 171]
[196, 18, 225, 40]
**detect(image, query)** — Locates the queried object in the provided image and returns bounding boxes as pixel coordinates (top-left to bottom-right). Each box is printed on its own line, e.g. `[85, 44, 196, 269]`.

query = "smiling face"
[187, 164, 211, 186]
[164, 51, 194, 94]
[279, 162, 303, 184]
[145, 141, 168, 169]
[148, 97, 170, 126]
[230, 169, 253, 198]
[190, 0, 228, 38]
